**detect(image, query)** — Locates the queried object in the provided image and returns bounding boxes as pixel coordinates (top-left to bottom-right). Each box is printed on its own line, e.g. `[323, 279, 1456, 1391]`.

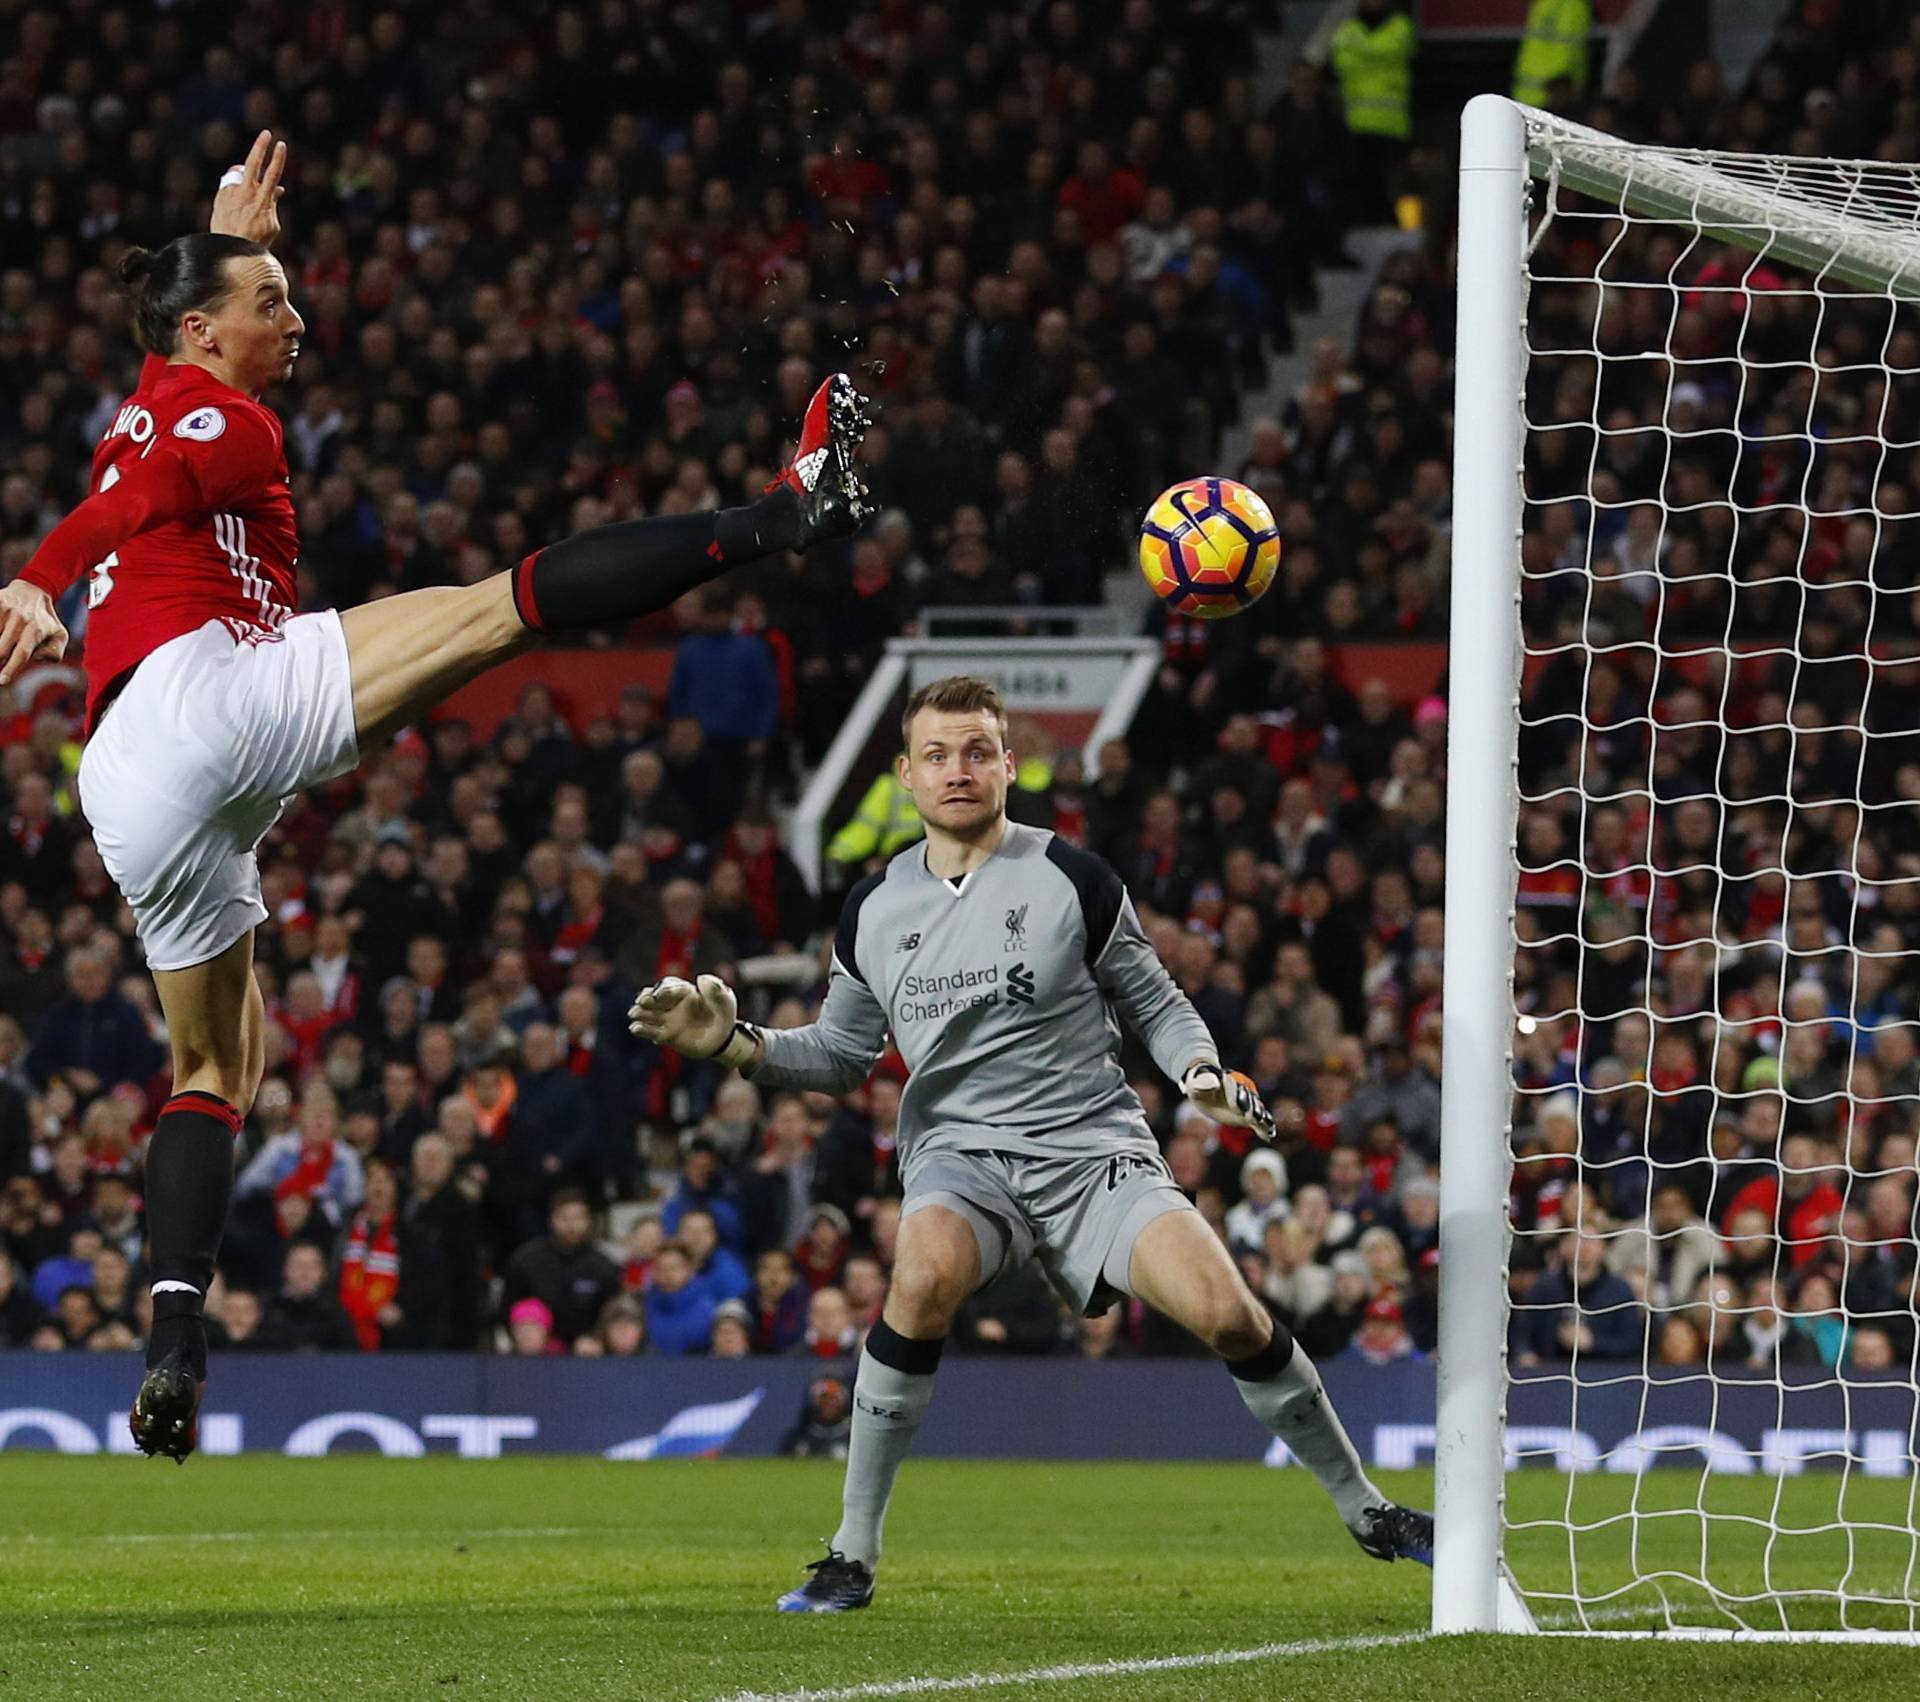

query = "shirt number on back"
[87, 464, 121, 609]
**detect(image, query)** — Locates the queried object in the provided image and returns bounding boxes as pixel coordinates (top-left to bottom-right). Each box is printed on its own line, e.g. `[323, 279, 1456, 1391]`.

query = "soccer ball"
[1137, 476, 1280, 619]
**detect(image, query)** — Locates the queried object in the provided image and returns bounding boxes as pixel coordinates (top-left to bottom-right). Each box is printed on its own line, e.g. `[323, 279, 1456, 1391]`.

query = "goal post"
[1438, 94, 1920, 1639]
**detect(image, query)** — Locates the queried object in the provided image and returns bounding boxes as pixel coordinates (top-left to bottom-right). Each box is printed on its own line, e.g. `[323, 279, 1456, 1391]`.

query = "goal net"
[1437, 96, 1920, 1641]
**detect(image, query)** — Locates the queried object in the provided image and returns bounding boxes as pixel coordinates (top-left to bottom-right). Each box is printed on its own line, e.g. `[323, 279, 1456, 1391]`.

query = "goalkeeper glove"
[627, 975, 758, 1068]
[1181, 1060, 1276, 1142]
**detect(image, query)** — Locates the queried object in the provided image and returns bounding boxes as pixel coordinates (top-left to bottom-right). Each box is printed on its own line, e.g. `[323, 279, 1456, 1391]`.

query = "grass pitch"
[1, 1455, 1915, 1700]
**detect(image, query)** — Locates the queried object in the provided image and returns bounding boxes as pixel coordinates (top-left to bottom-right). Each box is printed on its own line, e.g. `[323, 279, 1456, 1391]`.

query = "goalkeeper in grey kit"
[631, 676, 1433, 1611]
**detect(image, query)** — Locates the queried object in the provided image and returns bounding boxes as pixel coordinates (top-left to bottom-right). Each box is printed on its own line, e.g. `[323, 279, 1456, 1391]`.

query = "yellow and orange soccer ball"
[1137, 476, 1280, 619]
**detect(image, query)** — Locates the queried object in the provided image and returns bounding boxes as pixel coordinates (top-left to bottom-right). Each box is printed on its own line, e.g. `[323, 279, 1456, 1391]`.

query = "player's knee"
[169, 1039, 251, 1111]
[1197, 1288, 1275, 1361]
[886, 1257, 969, 1335]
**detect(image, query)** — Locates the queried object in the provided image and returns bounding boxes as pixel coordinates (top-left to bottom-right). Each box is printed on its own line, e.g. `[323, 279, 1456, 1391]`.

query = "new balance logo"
[1006, 962, 1035, 1006]
[896, 932, 921, 952]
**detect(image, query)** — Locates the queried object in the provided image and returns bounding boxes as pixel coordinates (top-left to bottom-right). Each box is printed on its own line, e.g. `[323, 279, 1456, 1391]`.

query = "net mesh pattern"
[1503, 130, 1920, 1634]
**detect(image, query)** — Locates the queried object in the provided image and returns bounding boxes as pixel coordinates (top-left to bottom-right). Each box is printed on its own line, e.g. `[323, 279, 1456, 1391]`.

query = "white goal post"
[1438, 95, 1920, 1639]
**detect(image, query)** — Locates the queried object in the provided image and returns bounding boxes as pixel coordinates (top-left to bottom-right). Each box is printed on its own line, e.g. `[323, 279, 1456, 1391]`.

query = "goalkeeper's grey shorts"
[900, 1141, 1192, 1317]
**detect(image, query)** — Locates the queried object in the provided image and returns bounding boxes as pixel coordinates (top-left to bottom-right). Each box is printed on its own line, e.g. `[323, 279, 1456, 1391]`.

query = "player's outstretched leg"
[1127, 1208, 1433, 1566]
[778, 1204, 979, 1613]
[512, 372, 871, 635]
[342, 373, 871, 743]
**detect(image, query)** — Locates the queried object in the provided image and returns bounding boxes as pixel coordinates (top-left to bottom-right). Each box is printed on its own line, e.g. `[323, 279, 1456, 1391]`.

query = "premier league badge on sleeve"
[174, 407, 228, 442]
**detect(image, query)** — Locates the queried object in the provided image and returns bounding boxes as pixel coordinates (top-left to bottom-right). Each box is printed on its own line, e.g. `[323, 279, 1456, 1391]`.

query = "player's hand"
[0, 581, 69, 689]
[212, 129, 288, 245]
[1181, 1061, 1276, 1142]
[628, 974, 757, 1067]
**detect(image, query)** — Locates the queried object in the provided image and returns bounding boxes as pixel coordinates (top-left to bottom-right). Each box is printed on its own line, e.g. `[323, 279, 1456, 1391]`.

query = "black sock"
[512, 488, 805, 633]
[144, 1091, 241, 1377]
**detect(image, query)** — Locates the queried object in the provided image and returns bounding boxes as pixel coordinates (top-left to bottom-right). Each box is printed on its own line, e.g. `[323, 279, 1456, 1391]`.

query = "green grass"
[0, 1456, 1915, 1700]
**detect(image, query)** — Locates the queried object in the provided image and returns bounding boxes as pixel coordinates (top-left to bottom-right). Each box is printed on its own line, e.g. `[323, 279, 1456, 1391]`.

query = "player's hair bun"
[116, 246, 157, 291]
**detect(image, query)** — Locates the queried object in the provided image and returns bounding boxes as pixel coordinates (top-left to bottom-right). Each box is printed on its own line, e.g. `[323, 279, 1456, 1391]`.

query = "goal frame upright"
[1435, 92, 1530, 1638]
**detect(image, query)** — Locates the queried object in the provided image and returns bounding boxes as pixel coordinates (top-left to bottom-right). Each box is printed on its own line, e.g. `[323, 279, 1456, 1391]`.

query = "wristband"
[716, 1022, 759, 1070]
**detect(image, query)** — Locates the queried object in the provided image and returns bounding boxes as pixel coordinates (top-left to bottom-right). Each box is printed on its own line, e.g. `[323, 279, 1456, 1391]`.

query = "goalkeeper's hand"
[1181, 1061, 1276, 1142]
[627, 974, 758, 1068]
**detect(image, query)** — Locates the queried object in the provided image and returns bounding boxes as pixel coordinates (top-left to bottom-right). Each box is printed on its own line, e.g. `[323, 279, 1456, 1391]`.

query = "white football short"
[77, 613, 360, 972]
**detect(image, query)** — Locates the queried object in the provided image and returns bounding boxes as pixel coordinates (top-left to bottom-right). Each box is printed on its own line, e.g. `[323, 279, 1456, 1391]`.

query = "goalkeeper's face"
[899, 709, 1014, 842]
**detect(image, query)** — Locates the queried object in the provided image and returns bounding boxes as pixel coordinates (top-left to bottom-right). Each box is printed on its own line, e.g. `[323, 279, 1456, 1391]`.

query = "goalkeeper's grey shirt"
[750, 822, 1215, 1167]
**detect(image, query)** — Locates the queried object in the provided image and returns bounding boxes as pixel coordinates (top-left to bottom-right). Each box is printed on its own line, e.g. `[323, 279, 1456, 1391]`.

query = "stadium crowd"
[2, 0, 1918, 1379]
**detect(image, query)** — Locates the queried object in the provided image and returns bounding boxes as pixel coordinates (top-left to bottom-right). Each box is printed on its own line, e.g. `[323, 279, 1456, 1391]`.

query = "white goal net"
[1438, 97, 1920, 1641]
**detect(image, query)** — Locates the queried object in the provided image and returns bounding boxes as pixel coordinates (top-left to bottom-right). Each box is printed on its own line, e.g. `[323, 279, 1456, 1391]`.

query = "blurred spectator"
[1338, 1296, 1421, 1365]
[751, 1247, 809, 1354]
[28, 947, 160, 1098]
[799, 1285, 862, 1360]
[236, 1082, 365, 1229]
[956, 1261, 1065, 1355]
[575, 1295, 648, 1359]
[0, 1249, 41, 1345]
[509, 1298, 562, 1357]
[1329, 0, 1416, 219]
[662, 1138, 746, 1249]
[645, 1240, 716, 1357]
[501, 1189, 621, 1348]
[1226, 1149, 1288, 1255]
[404, 1133, 483, 1350]
[710, 1298, 755, 1359]
[739, 1093, 818, 1256]
[1300, 1249, 1373, 1358]
[795, 1203, 852, 1292]
[258, 1243, 359, 1353]
[1514, 1230, 1643, 1367]
[680, 1206, 753, 1307]
[337, 1160, 404, 1351]
[779, 1367, 854, 1459]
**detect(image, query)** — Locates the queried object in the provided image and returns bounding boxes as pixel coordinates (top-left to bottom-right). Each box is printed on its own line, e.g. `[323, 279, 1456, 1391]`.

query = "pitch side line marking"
[707, 1630, 1429, 1702]
[0, 1524, 587, 1546]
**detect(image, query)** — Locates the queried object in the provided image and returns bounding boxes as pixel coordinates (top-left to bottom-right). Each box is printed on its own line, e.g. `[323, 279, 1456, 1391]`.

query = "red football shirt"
[19, 354, 298, 732]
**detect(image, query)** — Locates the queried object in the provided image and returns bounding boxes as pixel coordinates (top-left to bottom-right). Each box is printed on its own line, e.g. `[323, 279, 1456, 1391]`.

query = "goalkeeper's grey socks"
[1228, 1327, 1384, 1531]
[831, 1321, 945, 1568]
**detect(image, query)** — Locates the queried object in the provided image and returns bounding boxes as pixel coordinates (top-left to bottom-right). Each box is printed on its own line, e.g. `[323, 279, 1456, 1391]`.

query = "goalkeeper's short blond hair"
[901, 675, 1008, 751]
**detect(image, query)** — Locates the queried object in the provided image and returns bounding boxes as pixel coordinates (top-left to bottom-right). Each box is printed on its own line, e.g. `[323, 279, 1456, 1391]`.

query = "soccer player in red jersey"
[0, 133, 873, 1459]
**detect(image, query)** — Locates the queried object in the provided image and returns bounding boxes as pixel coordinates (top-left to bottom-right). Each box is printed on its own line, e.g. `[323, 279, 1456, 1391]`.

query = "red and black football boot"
[768, 372, 874, 545]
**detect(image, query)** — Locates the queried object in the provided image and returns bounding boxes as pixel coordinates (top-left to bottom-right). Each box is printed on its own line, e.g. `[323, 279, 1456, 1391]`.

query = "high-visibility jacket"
[826, 770, 923, 864]
[1512, 0, 1591, 108]
[1330, 10, 1416, 142]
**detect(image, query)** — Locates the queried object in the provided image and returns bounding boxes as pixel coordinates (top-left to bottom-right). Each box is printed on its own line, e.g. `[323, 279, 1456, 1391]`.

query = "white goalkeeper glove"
[1181, 1060, 1276, 1142]
[627, 975, 758, 1068]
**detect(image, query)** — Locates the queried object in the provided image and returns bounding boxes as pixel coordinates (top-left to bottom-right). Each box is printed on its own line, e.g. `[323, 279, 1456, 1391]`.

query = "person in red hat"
[1339, 1295, 1422, 1366]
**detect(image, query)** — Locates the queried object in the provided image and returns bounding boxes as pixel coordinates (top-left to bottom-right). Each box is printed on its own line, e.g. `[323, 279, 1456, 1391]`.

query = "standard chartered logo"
[897, 963, 1005, 1024]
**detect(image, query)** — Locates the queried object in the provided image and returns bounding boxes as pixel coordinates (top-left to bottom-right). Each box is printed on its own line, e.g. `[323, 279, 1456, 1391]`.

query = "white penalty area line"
[707, 1629, 1429, 1702]
[0, 1524, 587, 1547]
